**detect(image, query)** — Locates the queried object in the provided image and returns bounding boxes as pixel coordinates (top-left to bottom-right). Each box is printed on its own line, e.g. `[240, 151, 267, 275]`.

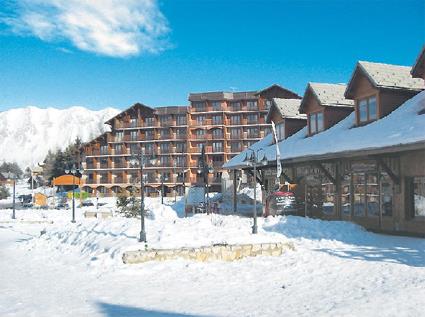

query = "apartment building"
[81, 85, 300, 196]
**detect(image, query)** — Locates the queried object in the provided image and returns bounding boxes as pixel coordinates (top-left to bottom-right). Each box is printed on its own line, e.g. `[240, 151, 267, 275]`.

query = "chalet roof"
[266, 98, 306, 123]
[411, 46, 425, 79]
[299, 83, 354, 113]
[188, 91, 258, 102]
[254, 84, 302, 98]
[188, 84, 300, 102]
[105, 103, 154, 125]
[154, 106, 188, 115]
[346, 61, 425, 98]
[224, 90, 425, 169]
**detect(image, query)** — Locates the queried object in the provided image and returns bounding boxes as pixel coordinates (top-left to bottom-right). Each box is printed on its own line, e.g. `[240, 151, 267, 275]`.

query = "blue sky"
[0, 0, 424, 111]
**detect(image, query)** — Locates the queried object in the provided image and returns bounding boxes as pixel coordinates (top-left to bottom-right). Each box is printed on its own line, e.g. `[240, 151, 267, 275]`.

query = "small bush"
[116, 192, 142, 218]
[0, 185, 10, 200]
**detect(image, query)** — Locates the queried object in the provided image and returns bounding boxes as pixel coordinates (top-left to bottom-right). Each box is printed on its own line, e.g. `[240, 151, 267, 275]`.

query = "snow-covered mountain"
[0, 106, 119, 169]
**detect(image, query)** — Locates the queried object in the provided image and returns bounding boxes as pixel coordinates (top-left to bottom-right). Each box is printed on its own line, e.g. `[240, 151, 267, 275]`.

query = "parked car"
[265, 191, 298, 216]
[185, 185, 205, 215]
[80, 200, 94, 207]
[55, 202, 70, 210]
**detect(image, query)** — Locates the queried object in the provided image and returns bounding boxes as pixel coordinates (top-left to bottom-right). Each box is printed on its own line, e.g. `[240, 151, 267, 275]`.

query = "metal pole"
[253, 155, 258, 234]
[161, 176, 164, 205]
[72, 174, 76, 223]
[174, 164, 177, 203]
[140, 152, 146, 242]
[205, 167, 209, 215]
[12, 179, 16, 220]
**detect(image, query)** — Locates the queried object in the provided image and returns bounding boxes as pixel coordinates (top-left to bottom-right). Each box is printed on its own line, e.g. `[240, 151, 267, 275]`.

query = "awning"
[52, 175, 83, 186]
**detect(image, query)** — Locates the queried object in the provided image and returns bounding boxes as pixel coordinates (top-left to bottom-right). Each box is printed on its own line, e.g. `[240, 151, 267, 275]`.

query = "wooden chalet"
[225, 50, 425, 236]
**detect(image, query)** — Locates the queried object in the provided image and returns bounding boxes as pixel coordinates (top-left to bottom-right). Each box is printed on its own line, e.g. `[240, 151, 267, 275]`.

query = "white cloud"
[3, 0, 170, 57]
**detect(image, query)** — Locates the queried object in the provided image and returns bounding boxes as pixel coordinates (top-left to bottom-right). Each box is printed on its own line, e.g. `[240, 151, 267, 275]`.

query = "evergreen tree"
[0, 162, 23, 179]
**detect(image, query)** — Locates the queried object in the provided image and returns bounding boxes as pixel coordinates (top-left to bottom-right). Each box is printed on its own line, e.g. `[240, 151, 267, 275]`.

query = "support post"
[233, 170, 237, 214]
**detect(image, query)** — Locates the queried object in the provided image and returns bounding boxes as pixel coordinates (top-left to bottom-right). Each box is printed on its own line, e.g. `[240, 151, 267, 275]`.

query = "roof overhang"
[411, 46, 425, 79]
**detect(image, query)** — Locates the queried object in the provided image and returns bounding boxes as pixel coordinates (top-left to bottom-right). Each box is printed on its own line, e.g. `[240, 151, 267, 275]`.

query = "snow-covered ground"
[1, 189, 425, 316]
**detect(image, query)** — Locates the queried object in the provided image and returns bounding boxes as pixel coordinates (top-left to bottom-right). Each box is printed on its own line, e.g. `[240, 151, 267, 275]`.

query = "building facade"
[81, 85, 300, 196]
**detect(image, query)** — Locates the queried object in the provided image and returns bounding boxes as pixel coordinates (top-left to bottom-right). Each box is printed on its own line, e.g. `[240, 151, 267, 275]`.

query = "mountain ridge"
[0, 106, 120, 169]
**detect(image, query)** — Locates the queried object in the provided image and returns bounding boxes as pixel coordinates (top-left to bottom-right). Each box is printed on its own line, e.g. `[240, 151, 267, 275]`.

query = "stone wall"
[122, 242, 294, 264]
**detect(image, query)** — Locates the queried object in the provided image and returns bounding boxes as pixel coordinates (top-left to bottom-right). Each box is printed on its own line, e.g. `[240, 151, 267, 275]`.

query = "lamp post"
[160, 174, 165, 205]
[244, 148, 268, 234]
[5, 172, 16, 220]
[173, 160, 177, 203]
[197, 145, 214, 214]
[130, 150, 157, 242]
[65, 165, 83, 223]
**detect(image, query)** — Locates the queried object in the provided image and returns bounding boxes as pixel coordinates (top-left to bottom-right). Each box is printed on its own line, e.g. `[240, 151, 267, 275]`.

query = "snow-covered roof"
[356, 61, 424, 91]
[300, 83, 354, 113]
[411, 46, 425, 79]
[224, 90, 425, 169]
[266, 98, 305, 123]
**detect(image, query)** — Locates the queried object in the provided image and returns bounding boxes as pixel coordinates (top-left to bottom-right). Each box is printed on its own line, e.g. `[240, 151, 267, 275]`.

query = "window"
[230, 115, 241, 125]
[381, 173, 393, 216]
[176, 142, 186, 153]
[231, 142, 242, 152]
[197, 143, 205, 152]
[211, 101, 221, 111]
[265, 99, 272, 110]
[115, 132, 124, 142]
[114, 144, 122, 155]
[159, 115, 171, 126]
[160, 129, 170, 138]
[130, 144, 139, 154]
[130, 118, 138, 128]
[130, 131, 138, 141]
[144, 117, 155, 126]
[353, 173, 366, 216]
[212, 115, 223, 125]
[160, 143, 169, 153]
[195, 129, 205, 138]
[176, 128, 186, 138]
[358, 96, 377, 123]
[196, 115, 206, 125]
[193, 102, 206, 112]
[144, 143, 154, 155]
[212, 142, 223, 152]
[308, 112, 324, 135]
[176, 115, 186, 125]
[276, 123, 285, 141]
[247, 127, 259, 138]
[247, 100, 258, 110]
[230, 127, 242, 138]
[322, 177, 336, 215]
[247, 114, 258, 123]
[412, 176, 425, 217]
[145, 130, 154, 140]
[160, 156, 169, 166]
[341, 174, 351, 215]
[100, 145, 108, 155]
[175, 156, 186, 167]
[212, 129, 223, 139]
[231, 102, 241, 111]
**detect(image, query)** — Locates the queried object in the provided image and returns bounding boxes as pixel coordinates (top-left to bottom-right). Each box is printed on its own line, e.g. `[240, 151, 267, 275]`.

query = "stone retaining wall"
[122, 242, 294, 264]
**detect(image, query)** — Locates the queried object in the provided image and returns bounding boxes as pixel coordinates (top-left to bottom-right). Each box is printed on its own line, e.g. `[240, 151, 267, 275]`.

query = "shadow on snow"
[263, 215, 425, 267]
[97, 302, 209, 317]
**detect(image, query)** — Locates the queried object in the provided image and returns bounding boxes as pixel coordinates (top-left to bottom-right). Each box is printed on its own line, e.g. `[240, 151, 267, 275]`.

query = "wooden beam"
[246, 169, 263, 186]
[281, 172, 294, 184]
[315, 163, 336, 185]
[376, 158, 400, 185]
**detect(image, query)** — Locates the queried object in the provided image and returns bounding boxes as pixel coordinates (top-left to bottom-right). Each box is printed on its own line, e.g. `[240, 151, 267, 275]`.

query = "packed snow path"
[1, 214, 425, 316]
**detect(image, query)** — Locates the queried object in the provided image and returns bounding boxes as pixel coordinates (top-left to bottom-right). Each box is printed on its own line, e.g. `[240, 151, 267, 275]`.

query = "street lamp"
[130, 150, 157, 242]
[197, 147, 214, 214]
[160, 174, 167, 205]
[65, 164, 84, 223]
[173, 160, 177, 203]
[4, 172, 17, 219]
[244, 148, 268, 234]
